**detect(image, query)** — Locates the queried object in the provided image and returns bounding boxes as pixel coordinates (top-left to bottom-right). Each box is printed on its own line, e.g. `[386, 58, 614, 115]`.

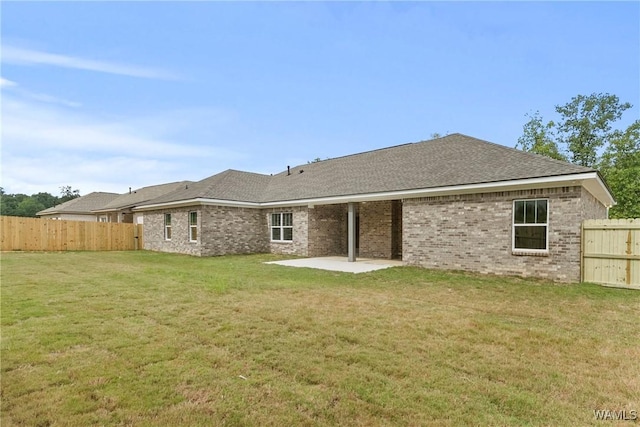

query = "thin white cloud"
[2, 96, 209, 157]
[0, 77, 18, 87]
[0, 92, 246, 195]
[2, 45, 179, 80]
[1, 77, 82, 107]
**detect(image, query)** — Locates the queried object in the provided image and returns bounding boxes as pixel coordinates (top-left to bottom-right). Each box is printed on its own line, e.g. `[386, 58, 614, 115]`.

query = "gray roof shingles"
[95, 181, 194, 211]
[37, 192, 120, 215]
[138, 133, 595, 207]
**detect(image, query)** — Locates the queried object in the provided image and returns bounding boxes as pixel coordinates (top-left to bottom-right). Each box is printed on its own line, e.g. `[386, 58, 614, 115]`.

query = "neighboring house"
[36, 192, 120, 221]
[134, 134, 614, 282]
[92, 181, 192, 224]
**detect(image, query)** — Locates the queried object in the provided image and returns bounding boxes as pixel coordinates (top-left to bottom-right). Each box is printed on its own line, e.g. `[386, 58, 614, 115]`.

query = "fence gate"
[582, 219, 640, 290]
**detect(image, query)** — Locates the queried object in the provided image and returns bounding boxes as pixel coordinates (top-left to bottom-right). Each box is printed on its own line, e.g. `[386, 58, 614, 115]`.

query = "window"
[271, 212, 293, 241]
[189, 211, 198, 242]
[164, 213, 172, 240]
[513, 199, 548, 251]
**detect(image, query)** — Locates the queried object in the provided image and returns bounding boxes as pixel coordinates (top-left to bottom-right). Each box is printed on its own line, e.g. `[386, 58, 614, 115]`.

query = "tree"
[517, 93, 638, 218]
[0, 192, 28, 216]
[0, 187, 78, 217]
[59, 186, 81, 203]
[516, 111, 566, 161]
[33, 192, 59, 208]
[599, 120, 640, 218]
[555, 93, 632, 168]
[16, 198, 45, 217]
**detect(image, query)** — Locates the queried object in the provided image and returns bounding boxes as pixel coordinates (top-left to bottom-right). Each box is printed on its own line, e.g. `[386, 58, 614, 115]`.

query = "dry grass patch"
[1, 251, 639, 426]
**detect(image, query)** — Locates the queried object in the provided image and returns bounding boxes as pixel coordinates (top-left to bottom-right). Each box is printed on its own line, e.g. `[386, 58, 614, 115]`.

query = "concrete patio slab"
[265, 256, 404, 273]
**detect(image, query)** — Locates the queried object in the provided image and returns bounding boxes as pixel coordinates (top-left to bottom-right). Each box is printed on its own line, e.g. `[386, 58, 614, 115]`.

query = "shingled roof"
[136, 133, 612, 208]
[93, 181, 193, 212]
[37, 192, 120, 216]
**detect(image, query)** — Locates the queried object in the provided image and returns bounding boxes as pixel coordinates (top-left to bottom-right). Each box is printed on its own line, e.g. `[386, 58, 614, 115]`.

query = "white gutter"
[133, 172, 615, 211]
[134, 197, 262, 211]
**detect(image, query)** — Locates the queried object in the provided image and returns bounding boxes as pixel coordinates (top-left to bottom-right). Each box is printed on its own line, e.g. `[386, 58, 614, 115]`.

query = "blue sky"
[2, 1, 638, 196]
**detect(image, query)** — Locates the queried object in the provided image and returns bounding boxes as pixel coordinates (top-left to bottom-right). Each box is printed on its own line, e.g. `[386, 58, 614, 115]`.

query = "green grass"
[1, 251, 639, 426]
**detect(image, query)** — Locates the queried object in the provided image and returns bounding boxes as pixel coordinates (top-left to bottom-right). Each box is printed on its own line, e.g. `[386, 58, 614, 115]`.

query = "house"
[134, 134, 614, 282]
[92, 181, 192, 224]
[36, 192, 120, 221]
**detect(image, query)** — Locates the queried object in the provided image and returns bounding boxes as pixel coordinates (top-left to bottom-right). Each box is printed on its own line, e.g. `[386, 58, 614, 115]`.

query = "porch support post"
[348, 202, 356, 262]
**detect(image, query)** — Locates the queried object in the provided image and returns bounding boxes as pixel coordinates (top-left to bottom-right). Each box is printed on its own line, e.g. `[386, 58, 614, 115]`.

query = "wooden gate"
[582, 219, 640, 289]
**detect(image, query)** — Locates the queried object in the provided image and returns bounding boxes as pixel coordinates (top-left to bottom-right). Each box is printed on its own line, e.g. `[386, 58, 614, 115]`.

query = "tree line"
[0, 186, 81, 217]
[516, 93, 638, 218]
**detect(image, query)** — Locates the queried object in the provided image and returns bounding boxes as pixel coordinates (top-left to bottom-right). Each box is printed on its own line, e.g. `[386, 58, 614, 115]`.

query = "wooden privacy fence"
[1, 216, 143, 252]
[582, 218, 640, 290]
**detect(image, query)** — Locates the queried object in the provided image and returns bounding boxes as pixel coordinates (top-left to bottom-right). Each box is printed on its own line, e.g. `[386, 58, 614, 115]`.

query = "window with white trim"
[513, 199, 548, 251]
[189, 211, 198, 242]
[164, 213, 172, 241]
[271, 212, 293, 241]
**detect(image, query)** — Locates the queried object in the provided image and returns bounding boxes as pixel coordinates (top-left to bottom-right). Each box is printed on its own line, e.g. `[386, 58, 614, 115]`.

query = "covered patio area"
[265, 256, 405, 274]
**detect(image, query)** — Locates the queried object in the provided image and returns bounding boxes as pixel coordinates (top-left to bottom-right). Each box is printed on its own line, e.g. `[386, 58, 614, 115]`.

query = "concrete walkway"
[265, 256, 404, 273]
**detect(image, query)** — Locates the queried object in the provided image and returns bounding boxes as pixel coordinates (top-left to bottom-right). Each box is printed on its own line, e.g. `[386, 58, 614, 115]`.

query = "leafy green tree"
[33, 192, 59, 209]
[0, 186, 79, 217]
[599, 120, 640, 218]
[555, 93, 632, 168]
[0, 192, 28, 216]
[517, 93, 638, 218]
[516, 111, 566, 161]
[16, 198, 45, 217]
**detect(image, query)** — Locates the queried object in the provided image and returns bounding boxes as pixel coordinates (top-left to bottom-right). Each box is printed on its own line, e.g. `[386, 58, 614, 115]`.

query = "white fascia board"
[133, 198, 261, 211]
[133, 172, 615, 211]
[266, 172, 614, 207]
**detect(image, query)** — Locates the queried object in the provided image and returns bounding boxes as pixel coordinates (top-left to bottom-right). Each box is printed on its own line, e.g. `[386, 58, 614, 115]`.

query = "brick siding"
[143, 208, 203, 256]
[308, 204, 348, 257]
[266, 207, 309, 256]
[402, 186, 606, 282]
[359, 200, 393, 259]
[143, 206, 268, 256]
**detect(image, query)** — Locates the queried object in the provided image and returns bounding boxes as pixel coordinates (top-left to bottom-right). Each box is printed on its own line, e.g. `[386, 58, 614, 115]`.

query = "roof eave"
[264, 172, 615, 207]
[132, 172, 615, 211]
[133, 198, 262, 211]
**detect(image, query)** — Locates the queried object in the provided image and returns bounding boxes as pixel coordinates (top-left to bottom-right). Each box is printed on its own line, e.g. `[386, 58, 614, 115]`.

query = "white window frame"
[512, 199, 549, 253]
[271, 212, 293, 242]
[189, 211, 198, 242]
[164, 213, 172, 241]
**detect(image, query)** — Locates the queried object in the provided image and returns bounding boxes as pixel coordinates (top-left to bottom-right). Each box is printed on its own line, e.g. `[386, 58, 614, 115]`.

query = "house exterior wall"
[143, 206, 268, 256]
[581, 187, 608, 220]
[143, 208, 203, 256]
[308, 204, 348, 257]
[359, 200, 393, 259]
[402, 186, 607, 282]
[266, 206, 309, 256]
[200, 206, 268, 256]
[133, 212, 144, 225]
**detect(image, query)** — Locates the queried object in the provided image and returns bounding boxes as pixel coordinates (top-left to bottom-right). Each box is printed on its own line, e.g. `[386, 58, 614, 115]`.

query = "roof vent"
[287, 166, 291, 176]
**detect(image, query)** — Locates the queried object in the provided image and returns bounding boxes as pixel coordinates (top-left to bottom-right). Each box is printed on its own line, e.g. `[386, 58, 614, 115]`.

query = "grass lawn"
[1, 251, 639, 426]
